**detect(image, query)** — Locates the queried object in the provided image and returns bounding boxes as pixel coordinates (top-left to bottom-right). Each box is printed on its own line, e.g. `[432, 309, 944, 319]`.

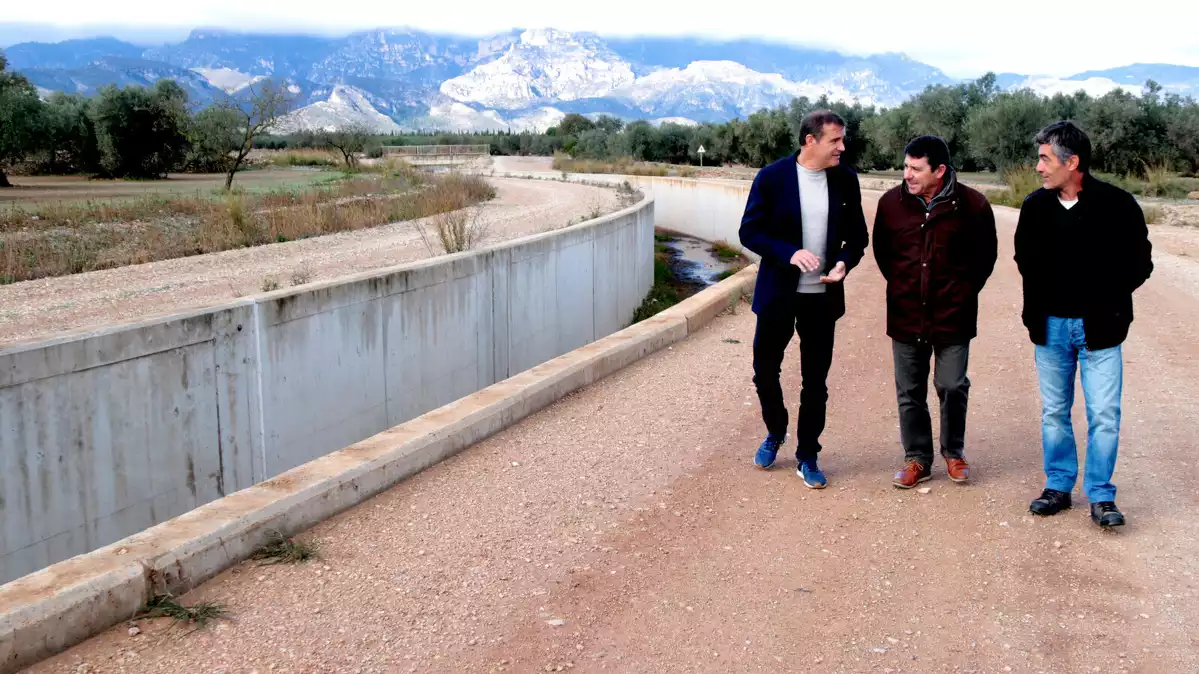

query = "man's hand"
[820, 261, 847, 283]
[790, 249, 821, 273]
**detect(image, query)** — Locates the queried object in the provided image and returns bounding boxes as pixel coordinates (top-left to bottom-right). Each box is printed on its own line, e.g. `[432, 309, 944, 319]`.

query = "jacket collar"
[902, 166, 958, 211]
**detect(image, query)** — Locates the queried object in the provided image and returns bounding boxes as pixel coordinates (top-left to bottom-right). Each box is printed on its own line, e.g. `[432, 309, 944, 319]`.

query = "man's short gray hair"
[1034, 121, 1092, 173]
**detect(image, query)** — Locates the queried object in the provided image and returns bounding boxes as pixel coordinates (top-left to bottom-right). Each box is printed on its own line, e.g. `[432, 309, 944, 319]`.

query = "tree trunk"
[226, 149, 250, 191]
[0, 169, 11, 188]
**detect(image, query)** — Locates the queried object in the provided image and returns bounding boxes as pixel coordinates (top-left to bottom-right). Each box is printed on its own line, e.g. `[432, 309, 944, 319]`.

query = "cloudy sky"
[3, 0, 1198, 78]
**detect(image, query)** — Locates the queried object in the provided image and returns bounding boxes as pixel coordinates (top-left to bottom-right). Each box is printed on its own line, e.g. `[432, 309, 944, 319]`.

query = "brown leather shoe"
[946, 457, 970, 483]
[893, 460, 931, 489]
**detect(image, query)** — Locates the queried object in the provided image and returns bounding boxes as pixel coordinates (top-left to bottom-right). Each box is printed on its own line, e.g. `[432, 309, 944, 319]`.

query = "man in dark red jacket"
[871, 136, 998, 488]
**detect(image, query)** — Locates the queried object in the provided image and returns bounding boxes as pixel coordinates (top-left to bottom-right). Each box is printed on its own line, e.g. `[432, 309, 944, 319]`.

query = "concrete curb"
[0, 264, 759, 674]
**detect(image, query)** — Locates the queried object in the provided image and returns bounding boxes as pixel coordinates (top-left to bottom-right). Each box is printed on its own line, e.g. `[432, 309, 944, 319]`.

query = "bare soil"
[0, 177, 622, 347]
[28, 197, 1199, 674]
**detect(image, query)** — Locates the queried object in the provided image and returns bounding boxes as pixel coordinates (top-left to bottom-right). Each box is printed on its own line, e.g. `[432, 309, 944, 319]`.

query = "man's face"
[1036, 143, 1078, 190]
[903, 155, 946, 198]
[803, 124, 845, 168]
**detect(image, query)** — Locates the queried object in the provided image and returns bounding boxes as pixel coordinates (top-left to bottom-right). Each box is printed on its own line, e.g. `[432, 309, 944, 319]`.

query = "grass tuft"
[137, 594, 228, 626]
[250, 530, 319, 564]
[987, 165, 1042, 208]
[710, 239, 742, 262]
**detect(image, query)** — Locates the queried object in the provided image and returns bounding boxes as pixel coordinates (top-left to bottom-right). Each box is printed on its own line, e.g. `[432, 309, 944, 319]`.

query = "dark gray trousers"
[892, 340, 970, 464]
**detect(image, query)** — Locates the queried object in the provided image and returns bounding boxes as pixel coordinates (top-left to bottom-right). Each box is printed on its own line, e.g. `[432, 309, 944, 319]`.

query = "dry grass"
[1142, 162, 1174, 198]
[1142, 204, 1164, 224]
[0, 168, 496, 283]
[551, 153, 671, 177]
[415, 207, 489, 254]
[250, 530, 320, 564]
[987, 165, 1043, 208]
[267, 150, 341, 168]
[290, 264, 314, 286]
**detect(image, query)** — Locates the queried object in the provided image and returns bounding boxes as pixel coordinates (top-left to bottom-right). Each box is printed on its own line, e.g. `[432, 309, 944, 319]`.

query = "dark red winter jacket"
[871, 170, 998, 346]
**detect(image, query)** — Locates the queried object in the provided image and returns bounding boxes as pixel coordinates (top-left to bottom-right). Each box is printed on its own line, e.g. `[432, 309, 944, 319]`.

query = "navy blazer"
[738, 152, 869, 319]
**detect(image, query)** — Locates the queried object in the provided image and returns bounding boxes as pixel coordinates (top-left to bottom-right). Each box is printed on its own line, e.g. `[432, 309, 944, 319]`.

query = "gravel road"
[26, 200, 1199, 674]
[0, 177, 621, 347]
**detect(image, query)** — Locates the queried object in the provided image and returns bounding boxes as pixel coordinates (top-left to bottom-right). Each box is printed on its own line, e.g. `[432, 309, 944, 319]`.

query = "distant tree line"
[258, 74, 1199, 179]
[4, 45, 1199, 188]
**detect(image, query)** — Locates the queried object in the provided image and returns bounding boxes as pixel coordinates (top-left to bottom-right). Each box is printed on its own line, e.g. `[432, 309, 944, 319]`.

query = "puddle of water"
[658, 232, 739, 286]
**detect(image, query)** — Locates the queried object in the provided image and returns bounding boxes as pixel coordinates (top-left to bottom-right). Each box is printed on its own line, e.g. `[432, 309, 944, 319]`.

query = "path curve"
[26, 193, 1199, 674]
[0, 177, 621, 347]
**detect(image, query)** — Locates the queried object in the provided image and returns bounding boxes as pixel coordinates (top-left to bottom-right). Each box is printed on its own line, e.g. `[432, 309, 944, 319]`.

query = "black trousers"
[891, 340, 970, 464]
[752, 293, 836, 462]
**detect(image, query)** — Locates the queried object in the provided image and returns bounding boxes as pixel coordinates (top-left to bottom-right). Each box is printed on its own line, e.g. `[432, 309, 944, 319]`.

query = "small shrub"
[988, 165, 1042, 208]
[615, 180, 642, 208]
[1142, 204, 1163, 224]
[416, 207, 489, 254]
[290, 265, 313, 286]
[261, 277, 281, 292]
[251, 530, 319, 564]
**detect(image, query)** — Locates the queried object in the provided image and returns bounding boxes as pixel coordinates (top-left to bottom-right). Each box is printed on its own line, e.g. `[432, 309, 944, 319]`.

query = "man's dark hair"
[798, 109, 846, 146]
[904, 135, 951, 172]
[1034, 120, 1091, 173]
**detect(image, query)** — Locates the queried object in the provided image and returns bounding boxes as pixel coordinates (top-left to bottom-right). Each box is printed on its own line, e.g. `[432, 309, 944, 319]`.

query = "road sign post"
[697, 144, 706, 168]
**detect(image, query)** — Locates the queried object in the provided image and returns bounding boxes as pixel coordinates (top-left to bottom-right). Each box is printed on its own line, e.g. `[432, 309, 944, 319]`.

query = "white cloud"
[4, 0, 1198, 77]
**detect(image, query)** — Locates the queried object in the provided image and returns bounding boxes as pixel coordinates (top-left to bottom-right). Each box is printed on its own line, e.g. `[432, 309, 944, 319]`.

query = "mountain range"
[5, 27, 1199, 133]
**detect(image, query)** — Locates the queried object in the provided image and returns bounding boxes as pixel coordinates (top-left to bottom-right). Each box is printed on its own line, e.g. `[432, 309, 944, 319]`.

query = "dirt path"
[0, 178, 621, 347]
[28, 202, 1199, 674]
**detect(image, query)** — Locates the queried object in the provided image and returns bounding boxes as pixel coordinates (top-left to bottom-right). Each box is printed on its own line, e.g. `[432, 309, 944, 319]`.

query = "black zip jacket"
[1013, 173, 1153, 350]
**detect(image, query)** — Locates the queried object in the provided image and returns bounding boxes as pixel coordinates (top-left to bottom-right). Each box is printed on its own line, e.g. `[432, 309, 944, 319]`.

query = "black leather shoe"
[1091, 502, 1126, 528]
[1029, 488, 1072, 516]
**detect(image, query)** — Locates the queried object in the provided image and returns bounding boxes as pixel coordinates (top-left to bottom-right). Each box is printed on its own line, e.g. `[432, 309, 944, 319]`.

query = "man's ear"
[1066, 155, 1080, 172]
[934, 164, 948, 180]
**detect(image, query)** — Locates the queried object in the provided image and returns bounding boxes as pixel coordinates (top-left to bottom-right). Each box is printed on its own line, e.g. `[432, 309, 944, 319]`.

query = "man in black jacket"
[738, 109, 869, 489]
[1014, 121, 1153, 528]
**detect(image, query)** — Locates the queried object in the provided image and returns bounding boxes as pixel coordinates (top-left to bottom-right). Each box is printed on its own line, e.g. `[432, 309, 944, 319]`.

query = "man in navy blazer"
[738, 109, 870, 488]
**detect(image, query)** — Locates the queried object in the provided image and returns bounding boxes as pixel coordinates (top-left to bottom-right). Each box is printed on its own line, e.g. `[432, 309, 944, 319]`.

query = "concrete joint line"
[251, 300, 268, 483]
[0, 266, 757, 674]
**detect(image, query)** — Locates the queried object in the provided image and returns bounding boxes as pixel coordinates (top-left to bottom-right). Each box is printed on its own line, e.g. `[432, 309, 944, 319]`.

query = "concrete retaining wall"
[0, 195, 653, 585]
[0, 265, 757, 674]
[489, 170, 757, 260]
[623, 177, 754, 258]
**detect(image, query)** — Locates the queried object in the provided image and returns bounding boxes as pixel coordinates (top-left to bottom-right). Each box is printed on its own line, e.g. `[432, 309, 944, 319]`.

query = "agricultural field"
[0, 162, 494, 284]
[0, 168, 343, 206]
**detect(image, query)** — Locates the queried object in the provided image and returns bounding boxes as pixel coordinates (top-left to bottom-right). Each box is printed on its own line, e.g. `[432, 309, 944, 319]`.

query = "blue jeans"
[1034, 317, 1123, 502]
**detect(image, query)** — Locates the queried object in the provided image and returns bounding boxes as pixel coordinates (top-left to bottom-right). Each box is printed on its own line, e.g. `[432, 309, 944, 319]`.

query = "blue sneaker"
[798, 460, 827, 489]
[754, 434, 784, 468]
